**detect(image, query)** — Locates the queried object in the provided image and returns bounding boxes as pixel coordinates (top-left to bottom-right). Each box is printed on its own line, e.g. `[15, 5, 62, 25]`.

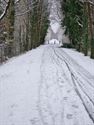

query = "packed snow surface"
[0, 45, 94, 125]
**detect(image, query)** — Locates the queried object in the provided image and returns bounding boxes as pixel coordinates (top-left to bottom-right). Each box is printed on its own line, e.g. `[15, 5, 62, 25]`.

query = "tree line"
[62, 0, 94, 59]
[0, 0, 49, 61]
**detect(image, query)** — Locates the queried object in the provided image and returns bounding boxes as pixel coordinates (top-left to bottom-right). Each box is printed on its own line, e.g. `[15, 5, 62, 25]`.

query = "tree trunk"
[88, 2, 94, 58]
[90, 4, 94, 59]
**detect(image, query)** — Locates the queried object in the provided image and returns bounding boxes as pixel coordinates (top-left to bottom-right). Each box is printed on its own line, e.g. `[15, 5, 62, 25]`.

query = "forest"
[0, 0, 94, 63]
[0, 0, 49, 62]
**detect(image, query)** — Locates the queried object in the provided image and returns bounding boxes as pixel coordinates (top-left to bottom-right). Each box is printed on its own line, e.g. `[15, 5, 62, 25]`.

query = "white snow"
[0, 0, 9, 20]
[63, 48, 94, 76]
[45, 0, 70, 45]
[45, 0, 65, 45]
[50, 22, 60, 33]
[0, 45, 94, 125]
[47, 39, 63, 47]
[49, 39, 59, 44]
[0, 46, 45, 125]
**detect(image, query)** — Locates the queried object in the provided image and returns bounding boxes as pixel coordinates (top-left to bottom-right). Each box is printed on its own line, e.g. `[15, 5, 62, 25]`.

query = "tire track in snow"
[54, 48, 94, 106]
[58, 48, 94, 86]
[48, 47, 65, 125]
[54, 48, 94, 101]
[38, 47, 56, 125]
[38, 46, 65, 125]
[51, 47, 84, 125]
[53, 47, 94, 124]
[38, 45, 94, 125]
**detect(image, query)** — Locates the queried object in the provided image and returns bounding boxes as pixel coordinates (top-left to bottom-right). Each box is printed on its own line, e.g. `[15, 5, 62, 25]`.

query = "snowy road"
[0, 45, 94, 125]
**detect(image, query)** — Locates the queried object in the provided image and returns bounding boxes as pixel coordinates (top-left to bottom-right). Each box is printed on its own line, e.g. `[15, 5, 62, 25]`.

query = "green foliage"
[63, 0, 84, 47]
[62, 0, 88, 55]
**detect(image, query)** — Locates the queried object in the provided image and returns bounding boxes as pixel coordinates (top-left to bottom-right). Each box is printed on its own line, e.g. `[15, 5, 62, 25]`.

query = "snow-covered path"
[0, 45, 94, 125]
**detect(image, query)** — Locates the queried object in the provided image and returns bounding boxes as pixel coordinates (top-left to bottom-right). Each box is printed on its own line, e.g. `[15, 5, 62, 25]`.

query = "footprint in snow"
[11, 104, 18, 108]
[63, 97, 68, 100]
[67, 90, 71, 93]
[72, 104, 79, 109]
[9, 112, 14, 117]
[66, 114, 73, 119]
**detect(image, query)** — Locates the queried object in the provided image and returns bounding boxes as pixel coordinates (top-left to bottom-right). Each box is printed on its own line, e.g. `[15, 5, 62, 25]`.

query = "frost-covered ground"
[0, 45, 94, 125]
